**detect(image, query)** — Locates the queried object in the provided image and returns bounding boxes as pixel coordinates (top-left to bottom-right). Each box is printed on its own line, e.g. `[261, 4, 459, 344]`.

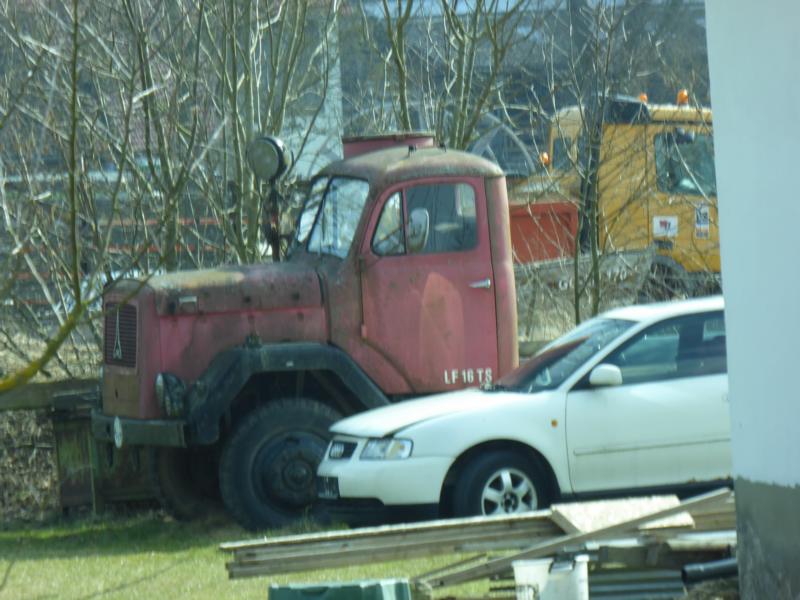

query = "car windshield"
[295, 176, 370, 258]
[496, 317, 635, 392]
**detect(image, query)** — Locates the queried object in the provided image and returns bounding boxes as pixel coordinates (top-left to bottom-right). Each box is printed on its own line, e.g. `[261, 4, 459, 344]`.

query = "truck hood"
[330, 388, 520, 438]
[137, 262, 323, 316]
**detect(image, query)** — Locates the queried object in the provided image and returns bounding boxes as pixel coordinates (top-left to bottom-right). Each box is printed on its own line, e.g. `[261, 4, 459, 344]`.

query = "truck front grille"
[104, 303, 137, 368]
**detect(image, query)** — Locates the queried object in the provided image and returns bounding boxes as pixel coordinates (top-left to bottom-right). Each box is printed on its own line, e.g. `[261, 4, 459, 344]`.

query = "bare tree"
[344, 0, 551, 149]
[0, 0, 343, 394]
[0, 0, 135, 392]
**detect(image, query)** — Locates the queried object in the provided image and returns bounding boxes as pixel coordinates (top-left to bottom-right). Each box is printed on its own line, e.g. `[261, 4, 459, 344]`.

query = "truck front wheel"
[219, 398, 341, 531]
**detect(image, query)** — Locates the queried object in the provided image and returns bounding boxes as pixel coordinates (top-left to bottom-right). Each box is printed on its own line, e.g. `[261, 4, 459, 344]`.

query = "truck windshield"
[495, 317, 634, 393]
[296, 177, 370, 258]
[654, 131, 716, 196]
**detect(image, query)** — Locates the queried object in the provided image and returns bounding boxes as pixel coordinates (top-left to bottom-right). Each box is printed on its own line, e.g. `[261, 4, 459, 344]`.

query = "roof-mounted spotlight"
[246, 136, 292, 182]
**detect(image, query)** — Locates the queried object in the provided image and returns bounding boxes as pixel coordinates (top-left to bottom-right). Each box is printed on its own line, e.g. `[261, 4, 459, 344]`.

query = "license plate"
[317, 476, 339, 500]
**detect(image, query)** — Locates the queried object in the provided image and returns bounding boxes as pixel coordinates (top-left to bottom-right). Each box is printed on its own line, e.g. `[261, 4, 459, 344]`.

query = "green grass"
[0, 511, 490, 600]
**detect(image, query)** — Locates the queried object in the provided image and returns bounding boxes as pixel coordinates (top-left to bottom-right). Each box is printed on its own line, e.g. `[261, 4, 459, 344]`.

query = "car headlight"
[360, 438, 413, 460]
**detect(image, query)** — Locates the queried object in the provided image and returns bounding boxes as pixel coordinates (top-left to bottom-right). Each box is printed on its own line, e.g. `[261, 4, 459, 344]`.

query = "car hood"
[330, 388, 521, 438]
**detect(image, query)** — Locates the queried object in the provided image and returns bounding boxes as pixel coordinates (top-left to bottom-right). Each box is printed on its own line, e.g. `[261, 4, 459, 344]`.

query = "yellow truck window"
[654, 131, 716, 196]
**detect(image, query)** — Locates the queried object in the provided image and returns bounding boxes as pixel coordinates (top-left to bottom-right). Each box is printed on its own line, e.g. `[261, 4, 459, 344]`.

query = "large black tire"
[219, 398, 341, 531]
[452, 450, 550, 517]
[149, 446, 221, 520]
[638, 265, 687, 303]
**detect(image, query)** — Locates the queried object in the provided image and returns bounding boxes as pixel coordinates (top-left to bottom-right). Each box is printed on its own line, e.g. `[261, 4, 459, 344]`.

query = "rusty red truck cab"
[92, 135, 518, 529]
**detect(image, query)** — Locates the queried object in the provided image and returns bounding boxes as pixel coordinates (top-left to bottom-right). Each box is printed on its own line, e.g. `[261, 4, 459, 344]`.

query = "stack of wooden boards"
[221, 488, 736, 592]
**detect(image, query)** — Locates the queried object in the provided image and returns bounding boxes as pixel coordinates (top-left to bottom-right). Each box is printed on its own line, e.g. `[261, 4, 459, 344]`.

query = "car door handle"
[469, 278, 492, 289]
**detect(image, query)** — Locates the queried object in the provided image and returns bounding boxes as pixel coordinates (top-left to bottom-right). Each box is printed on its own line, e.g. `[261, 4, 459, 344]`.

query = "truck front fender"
[185, 342, 389, 445]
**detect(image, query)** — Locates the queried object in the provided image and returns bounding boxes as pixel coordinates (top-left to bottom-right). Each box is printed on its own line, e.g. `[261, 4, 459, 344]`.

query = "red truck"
[91, 133, 573, 530]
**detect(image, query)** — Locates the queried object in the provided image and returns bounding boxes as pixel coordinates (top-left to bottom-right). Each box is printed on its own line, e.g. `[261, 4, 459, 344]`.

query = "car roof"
[600, 295, 724, 324]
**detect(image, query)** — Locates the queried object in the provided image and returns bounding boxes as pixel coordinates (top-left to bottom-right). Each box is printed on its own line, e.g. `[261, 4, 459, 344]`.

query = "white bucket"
[512, 555, 589, 600]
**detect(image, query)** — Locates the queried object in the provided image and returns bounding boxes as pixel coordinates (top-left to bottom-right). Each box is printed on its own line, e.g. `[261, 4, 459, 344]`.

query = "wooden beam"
[222, 509, 564, 553]
[416, 488, 732, 589]
[223, 510, 569, 580]
[0, 378, 98, 412]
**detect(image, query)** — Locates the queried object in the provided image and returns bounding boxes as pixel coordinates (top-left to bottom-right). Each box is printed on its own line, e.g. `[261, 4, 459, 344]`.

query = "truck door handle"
[469, 278, 492, 289]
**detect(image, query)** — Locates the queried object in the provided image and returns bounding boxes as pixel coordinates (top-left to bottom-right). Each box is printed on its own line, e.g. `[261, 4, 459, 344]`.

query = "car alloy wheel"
[480, 466, 537, 515]
[453, 450, 549, 518]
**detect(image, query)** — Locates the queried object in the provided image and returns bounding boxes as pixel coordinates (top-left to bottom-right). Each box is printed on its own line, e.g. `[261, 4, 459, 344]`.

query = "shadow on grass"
[0, 560, 13, 594]
[27, 558, 184, 600]
[0, 508, 330, 562]
[0, 510, 240, 561]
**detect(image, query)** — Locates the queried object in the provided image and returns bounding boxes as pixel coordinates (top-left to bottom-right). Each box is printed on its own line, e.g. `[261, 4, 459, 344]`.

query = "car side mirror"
[407, 208, 430, 254]
[589, 364, 623, 387]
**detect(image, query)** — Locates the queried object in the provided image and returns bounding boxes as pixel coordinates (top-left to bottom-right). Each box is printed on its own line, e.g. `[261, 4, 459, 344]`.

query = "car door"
[360, 178, 498, 394]
[565, 310, 730, 493]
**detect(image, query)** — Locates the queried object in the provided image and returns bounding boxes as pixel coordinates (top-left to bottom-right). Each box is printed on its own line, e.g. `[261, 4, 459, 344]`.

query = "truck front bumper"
[91, 410, 187, 448]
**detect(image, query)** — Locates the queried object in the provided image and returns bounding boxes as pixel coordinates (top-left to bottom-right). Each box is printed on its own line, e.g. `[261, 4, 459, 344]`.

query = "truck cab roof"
[320, 145, 504, 192]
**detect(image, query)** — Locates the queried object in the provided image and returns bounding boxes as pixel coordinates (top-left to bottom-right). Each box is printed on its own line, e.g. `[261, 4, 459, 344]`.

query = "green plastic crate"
[269, 579, 411, 600]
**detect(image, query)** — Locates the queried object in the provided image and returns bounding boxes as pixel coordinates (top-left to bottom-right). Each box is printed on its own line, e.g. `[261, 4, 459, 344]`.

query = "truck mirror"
[407, 208, 430, 254]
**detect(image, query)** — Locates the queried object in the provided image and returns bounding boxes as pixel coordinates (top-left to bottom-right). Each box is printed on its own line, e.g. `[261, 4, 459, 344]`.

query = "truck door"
[359, 178, 499, 394]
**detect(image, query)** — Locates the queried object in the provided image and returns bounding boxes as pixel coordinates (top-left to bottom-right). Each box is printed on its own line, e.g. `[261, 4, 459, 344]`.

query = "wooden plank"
[225, 514, 568, 579]
[546, 509, 581, 535]
[413, 554, 488, 583]
[595, 542, 730, 570]
[232, 519, 562, 563]
[0, 378, 98, 411]
[222, 509, 561, 553]
[416, 488, 732, 590]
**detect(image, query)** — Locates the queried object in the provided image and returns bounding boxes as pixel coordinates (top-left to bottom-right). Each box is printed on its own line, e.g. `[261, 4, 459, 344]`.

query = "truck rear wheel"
[638, 264, 687, 303]
[219, 398, 340, 531]
[149, 446, 220, 520]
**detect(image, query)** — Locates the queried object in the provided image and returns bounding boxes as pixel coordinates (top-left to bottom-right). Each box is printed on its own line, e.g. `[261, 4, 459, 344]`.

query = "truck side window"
[654, 132, 717, 196]
[372, 192, 405, 256]
[406, 183, 477, 254]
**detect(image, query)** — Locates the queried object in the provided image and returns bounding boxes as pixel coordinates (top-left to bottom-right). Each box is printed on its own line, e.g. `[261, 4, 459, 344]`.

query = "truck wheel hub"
[284, 461, 313, 489]
[254, 436, 321, 508]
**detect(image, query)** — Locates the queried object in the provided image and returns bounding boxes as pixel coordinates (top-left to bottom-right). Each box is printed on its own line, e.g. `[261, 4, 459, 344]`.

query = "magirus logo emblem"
[113, 310, 123, 360]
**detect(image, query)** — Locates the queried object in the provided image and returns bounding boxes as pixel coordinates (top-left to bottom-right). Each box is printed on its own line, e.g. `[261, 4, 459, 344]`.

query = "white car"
[317, 296, 730, 523]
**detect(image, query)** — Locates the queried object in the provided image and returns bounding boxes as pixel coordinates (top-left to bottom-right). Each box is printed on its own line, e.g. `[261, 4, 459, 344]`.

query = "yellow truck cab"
[547, 93, 718, 296]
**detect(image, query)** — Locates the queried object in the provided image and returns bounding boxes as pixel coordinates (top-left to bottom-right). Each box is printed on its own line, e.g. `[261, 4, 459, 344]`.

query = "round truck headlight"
[360, 438, 413, 460]
[154, 372, 187, 417]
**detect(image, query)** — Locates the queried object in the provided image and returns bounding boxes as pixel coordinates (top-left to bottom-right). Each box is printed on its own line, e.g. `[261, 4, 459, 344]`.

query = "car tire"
[219, 398, 341, 531]
[452, 450, 549, 517]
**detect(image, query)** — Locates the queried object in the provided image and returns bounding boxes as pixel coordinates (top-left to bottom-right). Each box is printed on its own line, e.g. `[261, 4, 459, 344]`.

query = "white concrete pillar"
[705, 1, 800, 597]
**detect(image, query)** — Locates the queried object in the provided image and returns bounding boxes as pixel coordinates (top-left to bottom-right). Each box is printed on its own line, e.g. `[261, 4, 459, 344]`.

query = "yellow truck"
[543, 92, 719, 297]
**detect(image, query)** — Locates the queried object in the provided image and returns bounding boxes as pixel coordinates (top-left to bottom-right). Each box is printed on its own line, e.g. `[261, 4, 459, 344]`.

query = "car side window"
[603, 311, 726, 384]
